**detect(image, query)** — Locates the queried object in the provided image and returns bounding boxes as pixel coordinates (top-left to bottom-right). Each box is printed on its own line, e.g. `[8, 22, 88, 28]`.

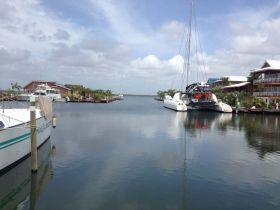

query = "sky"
[1, 0, 280, 94]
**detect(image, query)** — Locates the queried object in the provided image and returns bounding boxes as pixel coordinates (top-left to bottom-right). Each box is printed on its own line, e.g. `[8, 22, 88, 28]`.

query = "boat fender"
[52, 115, 57, 128]
[0, 121, 4, 129]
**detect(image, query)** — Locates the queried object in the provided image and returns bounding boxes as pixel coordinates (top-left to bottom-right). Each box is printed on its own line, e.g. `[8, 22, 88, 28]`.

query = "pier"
[232, 107, 280, 114]
[68, 95, 123, 103]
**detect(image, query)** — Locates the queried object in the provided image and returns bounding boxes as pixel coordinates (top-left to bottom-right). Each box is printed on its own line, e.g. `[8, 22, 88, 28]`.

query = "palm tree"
[247, 73, 260, 93]
[220, 77, 229, 86]
[11, 82, 22, 96]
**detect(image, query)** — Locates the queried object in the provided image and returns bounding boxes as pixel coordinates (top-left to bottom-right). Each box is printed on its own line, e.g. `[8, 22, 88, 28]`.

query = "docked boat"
[16, 93, 32, 101]
[17, 84, 63, 102]
[182, 83, 232, 113]
[33, 84, 62, 101]
[163, 0, 232, 113]
[0, 97, 53, 173]
[163, 93, 187, 112]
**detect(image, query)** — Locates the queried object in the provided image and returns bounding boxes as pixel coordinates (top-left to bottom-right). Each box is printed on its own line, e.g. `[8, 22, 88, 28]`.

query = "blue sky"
[1, 0, 280, 94]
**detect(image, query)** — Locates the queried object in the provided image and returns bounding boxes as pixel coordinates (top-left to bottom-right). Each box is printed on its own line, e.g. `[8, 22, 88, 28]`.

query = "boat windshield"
[34, 92, 46, 96]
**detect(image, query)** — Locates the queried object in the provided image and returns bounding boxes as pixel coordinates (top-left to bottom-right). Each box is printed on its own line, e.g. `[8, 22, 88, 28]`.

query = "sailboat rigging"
[163, 0, 232, 113]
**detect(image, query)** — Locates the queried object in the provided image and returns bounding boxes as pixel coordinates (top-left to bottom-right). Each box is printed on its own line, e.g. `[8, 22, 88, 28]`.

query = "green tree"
[220, 77, 229, 86]
[11, 82, 22, 93]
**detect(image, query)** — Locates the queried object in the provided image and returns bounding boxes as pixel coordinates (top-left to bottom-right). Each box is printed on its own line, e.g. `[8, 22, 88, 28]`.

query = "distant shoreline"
[124, 94, 156, 97]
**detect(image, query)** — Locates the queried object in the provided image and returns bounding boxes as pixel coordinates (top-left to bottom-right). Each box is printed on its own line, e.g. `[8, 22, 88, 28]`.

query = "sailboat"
[164, 0, 232, 113]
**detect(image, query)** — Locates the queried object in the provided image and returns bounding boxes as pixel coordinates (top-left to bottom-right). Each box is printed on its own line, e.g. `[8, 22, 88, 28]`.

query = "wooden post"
[30, 96, 38, 172]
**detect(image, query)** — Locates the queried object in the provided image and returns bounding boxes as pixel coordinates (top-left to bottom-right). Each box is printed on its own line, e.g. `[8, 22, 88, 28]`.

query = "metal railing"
[253, 92, 280, 97]
[254, 78, 280, 84]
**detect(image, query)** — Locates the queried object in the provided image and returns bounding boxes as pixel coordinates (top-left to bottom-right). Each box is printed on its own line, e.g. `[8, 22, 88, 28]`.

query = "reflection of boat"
[0, 140, 54, 210]
[0, 97, 53, 173]
[182, 111, 233, 132]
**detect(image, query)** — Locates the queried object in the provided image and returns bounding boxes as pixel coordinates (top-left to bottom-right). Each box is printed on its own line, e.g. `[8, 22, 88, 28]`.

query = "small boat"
[163, 93, 188, 112]
[0, 97, 53, 174]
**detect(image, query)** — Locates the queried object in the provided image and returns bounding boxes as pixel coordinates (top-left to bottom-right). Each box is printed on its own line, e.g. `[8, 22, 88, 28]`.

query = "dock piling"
[30, 96, 38, 172]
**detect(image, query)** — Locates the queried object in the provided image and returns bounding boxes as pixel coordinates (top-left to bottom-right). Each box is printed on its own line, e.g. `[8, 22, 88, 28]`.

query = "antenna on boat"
[185, 0, 193, 87]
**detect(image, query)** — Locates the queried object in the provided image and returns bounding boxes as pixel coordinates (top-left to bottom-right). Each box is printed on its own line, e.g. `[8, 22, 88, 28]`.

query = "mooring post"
[30, 172, 38, 210]
[30, 96, 38, 172]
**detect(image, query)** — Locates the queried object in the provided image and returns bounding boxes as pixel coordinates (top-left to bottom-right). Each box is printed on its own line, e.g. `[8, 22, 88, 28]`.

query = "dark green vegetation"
[65, 85, 113, 101]
[0, 82, 22, 100]
[156, 89, 177, 99]
[211, 87, 268, 109]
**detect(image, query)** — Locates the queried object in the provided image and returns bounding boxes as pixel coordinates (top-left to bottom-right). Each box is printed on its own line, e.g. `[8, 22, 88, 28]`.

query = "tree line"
[65, 85, 113, 101]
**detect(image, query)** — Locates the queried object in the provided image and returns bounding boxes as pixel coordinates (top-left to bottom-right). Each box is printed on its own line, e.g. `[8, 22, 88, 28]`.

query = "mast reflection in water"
[0, 140, 54, 210]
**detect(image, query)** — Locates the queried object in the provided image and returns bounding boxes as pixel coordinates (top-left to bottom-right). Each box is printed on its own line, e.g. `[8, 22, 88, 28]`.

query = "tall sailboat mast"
[186, 0, 193, 87]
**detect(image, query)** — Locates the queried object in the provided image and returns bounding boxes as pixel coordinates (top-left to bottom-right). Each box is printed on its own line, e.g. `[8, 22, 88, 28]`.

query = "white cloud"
[160, 21, 186, 41]
[1, 0, 280, 94]
[130, 54, 183, 78]
[54, 29, 70, 40]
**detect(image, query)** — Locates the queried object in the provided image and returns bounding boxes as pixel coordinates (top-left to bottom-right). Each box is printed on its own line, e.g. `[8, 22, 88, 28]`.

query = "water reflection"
[179, 111, 280, 158]
[181, 112, 232, 134]
[232, 115, 280, 158]
[0, 140, 54, 210]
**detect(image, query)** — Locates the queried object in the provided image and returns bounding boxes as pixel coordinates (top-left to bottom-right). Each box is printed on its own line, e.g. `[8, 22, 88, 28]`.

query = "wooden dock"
[68, 96, 122, 103]
[232, 107, 280, 114]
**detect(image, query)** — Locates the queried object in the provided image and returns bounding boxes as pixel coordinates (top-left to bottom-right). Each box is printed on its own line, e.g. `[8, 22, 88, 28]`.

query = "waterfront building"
[24, 80, 71, 97]
[212, 76, 248, 87]
[251, 60, 280, 105]
[222, 82, 251, 93]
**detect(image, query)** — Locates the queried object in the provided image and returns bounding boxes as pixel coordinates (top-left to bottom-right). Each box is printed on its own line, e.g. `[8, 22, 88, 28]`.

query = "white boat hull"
[17, 94, 32, 101]
[0, 111, 52, 173]
[163, 99, 187, 112]
[211, 102, 233, 113]
[189, 102, 232, 113]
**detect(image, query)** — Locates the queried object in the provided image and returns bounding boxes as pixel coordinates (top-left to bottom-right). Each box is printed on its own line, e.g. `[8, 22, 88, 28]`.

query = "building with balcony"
[251, 60, 280, 105]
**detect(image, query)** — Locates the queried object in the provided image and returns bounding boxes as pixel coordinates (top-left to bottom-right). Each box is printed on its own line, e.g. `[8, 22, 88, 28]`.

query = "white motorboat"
[33, 84, 62, 101]
[17, 84, 63, 102]
[0, 97, 53, 173]
[163, 92, 188, 112]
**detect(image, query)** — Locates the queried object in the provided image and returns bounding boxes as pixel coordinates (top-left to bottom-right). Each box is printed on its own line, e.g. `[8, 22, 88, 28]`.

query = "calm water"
[1, 96, 280, 210]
